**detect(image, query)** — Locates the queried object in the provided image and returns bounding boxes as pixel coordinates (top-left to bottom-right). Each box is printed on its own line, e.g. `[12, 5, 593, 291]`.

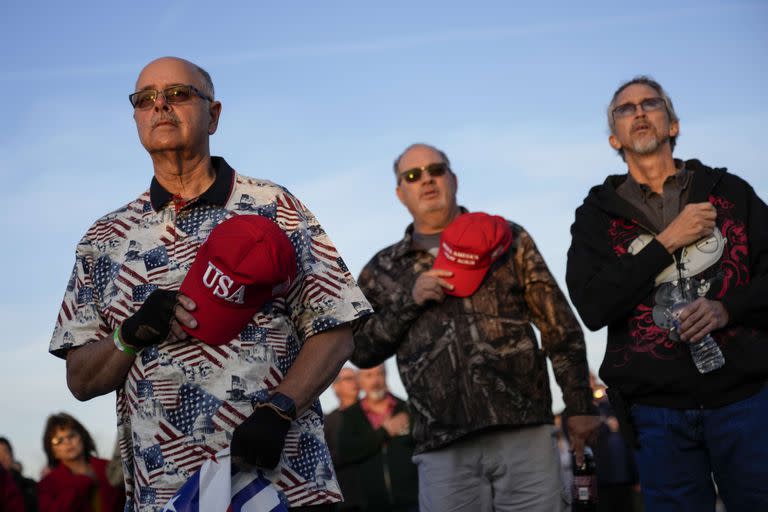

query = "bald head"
[136, 57, 215, 99]
[393, 143, 450, 175]
[131, 56, 222, 160]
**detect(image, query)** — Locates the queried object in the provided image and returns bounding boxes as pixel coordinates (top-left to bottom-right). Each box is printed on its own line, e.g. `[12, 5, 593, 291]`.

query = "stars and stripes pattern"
[50, 169, 372, 511]
[282, 430, 301, 458]
[153, 419, 215, 475]
[288, 233, 342, 308]
[275, 193, 303, 231]
[240, 325, 286, 354]
[57, 267, 86, 326]
[211, 401, 248, 432]
[144, 246, 170, 280]
[87, 203, 141, 244]
[275, 464, 341, 506]
[162, 339, 238, 372]
[137, 378, 179, 409]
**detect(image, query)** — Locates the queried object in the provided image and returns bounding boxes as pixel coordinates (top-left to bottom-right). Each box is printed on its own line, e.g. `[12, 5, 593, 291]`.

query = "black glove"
[230, 404, 291, 469]
[120, 289, 178, 348]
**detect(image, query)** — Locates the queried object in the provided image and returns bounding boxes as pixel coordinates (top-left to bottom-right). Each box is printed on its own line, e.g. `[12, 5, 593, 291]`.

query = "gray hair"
[607, 76, 679, 159]
[393, 143, 451, 175]
[194, 64, 215, 99]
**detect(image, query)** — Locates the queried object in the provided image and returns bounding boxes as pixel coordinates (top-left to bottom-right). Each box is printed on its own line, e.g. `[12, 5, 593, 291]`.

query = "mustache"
[151, 113, 180, 128]
[630, 118, 653, 131]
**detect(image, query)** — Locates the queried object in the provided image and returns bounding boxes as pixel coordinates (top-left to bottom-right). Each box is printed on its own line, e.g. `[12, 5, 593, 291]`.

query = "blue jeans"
[631, 384, 768, 512]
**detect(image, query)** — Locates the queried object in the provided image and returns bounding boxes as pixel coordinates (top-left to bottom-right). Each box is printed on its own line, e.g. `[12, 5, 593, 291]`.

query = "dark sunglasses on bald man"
[398, 162, 450, 184]
[129, 84, 213, 110]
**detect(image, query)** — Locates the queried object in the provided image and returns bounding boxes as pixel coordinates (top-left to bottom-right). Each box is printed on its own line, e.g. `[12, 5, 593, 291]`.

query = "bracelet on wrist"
[113, 328, 139, 356]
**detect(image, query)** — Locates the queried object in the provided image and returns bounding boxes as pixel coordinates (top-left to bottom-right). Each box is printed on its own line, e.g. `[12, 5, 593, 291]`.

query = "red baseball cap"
[432, 212, 513, 297]
[180, 215, 297, 346]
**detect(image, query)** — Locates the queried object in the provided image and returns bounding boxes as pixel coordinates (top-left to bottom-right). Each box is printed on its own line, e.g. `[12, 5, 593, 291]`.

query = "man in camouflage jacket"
[352, 143, 599, 512]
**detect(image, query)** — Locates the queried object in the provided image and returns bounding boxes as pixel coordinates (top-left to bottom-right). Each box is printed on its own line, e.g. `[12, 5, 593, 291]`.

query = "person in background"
[37, 413, 124, 512]
[0, 438, 37, 511]
[324, 366, 363, 511]
[0, 465, 23, 512]
[589, 377, 641, 512]
[336, 364, 418, 512]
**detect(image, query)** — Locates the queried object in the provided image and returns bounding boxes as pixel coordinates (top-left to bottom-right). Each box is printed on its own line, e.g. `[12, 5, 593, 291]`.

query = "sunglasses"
[51, 431, 78, 446]
[612, 97, 667, 119]
[398, 162, 450, 184]
[129, 84, 213, 110]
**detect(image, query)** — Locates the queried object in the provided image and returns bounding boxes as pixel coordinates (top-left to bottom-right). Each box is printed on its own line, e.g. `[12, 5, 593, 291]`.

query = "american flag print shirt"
[50, 166, 373, 511]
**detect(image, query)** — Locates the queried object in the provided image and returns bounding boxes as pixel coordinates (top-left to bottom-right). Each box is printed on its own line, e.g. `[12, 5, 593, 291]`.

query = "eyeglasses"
[129, 84, 213, 110]
[612, 97, 667, 119]
[398, 162, 450, 184]
[51, 432, 78, 446]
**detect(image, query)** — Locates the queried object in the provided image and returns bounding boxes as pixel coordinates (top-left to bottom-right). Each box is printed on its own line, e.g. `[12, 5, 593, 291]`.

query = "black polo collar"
[149, 156, 235, 211]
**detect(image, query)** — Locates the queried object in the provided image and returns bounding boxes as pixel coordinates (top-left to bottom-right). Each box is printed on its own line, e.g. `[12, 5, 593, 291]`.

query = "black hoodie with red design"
[566, 159, 768, 408]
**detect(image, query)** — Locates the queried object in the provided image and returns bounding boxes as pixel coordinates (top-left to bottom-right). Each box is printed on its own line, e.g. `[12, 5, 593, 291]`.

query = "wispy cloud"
[4, 3, 764, 83]
[207, 4, 765, 67]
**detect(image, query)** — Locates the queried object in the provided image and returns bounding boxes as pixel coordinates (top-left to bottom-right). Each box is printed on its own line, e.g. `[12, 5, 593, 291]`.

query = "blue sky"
[1, 1, 766, 478]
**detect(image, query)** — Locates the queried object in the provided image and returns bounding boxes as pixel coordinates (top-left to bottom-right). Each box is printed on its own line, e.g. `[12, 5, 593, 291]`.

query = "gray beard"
[366, 389, 387, 401]
[632, 133, 669, 155]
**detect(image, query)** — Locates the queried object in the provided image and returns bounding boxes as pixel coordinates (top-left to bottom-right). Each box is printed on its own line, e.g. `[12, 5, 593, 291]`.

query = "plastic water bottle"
[671, 302, 725, 374]
[688, 334, 725, 373]
[571, 447, 598, 511]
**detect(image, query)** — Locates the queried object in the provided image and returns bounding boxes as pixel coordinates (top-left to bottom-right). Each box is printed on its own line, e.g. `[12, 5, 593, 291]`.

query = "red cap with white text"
[432, 212, 512, 297]
[180, 215, 297, 345]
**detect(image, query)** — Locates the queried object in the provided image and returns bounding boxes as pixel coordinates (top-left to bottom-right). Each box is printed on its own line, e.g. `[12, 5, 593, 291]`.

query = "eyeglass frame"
[397, 162, 451, 184]
[129, 84, 213, 110]
[611, 96, 668, 121]
[50, 431, 79, 447]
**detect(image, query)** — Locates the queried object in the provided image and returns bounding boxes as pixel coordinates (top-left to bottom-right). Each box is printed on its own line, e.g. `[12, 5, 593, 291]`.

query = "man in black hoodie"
[566, 76, 768, 511]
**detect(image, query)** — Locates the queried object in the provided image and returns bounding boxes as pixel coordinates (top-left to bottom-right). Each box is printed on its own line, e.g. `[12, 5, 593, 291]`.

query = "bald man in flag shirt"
[49, 57, 372, 511]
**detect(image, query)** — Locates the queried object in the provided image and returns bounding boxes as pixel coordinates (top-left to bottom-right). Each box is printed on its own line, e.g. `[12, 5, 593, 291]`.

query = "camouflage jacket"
[352, 220, 596, 454]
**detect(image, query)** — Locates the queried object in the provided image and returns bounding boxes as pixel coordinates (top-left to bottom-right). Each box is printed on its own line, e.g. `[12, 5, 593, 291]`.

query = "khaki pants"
[412, 425, 568, 512]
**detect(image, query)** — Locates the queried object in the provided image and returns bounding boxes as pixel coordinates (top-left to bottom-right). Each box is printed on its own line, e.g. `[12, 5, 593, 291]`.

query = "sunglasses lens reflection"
[403, 170, 421, 183]
[401, 163, 448, 183]
[130, 86, 197, 109]
[165, 86, 193, 103]
[131, 91, 157, 109]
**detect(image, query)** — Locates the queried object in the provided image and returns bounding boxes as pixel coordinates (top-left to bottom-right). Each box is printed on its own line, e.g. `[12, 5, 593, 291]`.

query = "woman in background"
[37, 413, 123, 512]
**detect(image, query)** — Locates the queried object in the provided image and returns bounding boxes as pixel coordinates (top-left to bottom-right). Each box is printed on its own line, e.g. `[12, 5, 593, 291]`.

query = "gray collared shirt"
[616, 162, 693, 233]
